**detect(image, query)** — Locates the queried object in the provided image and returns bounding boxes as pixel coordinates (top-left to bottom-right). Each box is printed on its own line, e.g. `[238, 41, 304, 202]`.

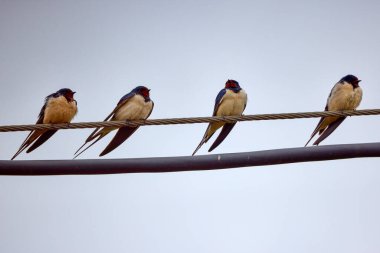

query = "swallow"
[305, 74, 363, 146]
[11, 88, 77, 160]
[192, 80, 247, 156]
[74, 86, 154, 158]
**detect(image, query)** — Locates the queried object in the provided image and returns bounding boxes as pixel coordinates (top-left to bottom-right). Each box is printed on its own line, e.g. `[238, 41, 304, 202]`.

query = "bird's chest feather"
[328, 83, 363, 111]
[114, 95, 153, 120]
[216, 89, 247, 116]
[43, 96, 77, 124]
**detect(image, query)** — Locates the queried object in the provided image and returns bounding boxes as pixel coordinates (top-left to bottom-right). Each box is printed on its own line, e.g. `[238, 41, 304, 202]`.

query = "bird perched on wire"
[192, 79, 247, 156]
[305, 74, 363, 146]
[74, 86, 154, 158]
[11, 88, 78, 160]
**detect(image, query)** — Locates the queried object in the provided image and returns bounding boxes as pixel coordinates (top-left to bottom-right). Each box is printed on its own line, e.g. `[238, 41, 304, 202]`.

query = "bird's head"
[225, 79, 241, 92]
[58, 88, 76, 102]
[134, 86, 151, 100]
[340, 75, 361, 88]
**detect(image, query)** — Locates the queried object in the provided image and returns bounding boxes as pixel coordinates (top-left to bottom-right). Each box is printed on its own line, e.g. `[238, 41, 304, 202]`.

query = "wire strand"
[0, 109, 379, 133]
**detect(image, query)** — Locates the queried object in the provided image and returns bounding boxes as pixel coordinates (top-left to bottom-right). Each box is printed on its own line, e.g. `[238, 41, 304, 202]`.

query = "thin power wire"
[0, 109, 379, 133]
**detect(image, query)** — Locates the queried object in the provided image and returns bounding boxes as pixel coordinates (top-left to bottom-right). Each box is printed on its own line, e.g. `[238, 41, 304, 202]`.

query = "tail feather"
[99, 127, 139, 156]
[11, 145, 30, 160]
[11, 130, 44, 160]
[192, 138, 207, 156]
[74, 141, 90, 156]
[313, 117, 346, 145]
[74, 127, 115, 157]
[26, 130, 57, 153]
[85, 127, 103, 142]
[305, 117, 327, 147]
[208, 123, 236, 152]
[192, 125, 215, 156]
[305, 132, 317, 147]
[73, 134, 106, 159]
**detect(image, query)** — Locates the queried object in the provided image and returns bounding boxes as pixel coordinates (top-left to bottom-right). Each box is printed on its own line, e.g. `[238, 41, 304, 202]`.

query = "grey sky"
[1, 0, 380, 252]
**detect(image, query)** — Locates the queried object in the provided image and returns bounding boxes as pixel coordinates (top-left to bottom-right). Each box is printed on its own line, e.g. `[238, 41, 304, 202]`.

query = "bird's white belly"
[328, 83, 362, 111]
[43, 96, 77, 124]
[114, 95, 153, 120]
[216, 89, 247, 116]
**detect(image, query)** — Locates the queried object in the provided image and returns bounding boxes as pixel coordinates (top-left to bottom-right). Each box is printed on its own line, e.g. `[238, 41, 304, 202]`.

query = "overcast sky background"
[1, 0, 380, 252]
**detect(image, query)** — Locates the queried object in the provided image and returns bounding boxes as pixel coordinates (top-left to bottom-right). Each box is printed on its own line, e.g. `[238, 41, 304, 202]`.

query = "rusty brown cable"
[0, 109, 379, 133]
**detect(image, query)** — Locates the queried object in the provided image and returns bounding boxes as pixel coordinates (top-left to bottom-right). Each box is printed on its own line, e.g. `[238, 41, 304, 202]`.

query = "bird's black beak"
[358, 80, 362, 83]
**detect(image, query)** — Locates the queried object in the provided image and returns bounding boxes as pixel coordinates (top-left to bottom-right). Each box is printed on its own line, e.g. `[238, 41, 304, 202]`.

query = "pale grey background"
[1, 0, 380, 252]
